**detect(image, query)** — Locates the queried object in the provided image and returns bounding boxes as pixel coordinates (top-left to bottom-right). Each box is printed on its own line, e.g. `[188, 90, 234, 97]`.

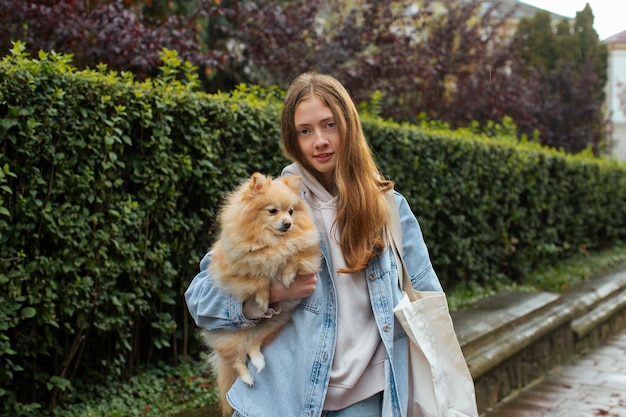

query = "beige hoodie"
[283, 163, 385, 410]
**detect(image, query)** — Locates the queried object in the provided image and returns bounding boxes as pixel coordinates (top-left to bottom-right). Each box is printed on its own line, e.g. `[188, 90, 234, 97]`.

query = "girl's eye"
[268, 208, 278, 215]
[298, 128, 311, 136]
[326, 121, 336, 129]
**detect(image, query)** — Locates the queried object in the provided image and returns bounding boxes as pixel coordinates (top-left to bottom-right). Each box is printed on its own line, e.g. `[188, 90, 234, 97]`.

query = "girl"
[185, 72, 443, 417]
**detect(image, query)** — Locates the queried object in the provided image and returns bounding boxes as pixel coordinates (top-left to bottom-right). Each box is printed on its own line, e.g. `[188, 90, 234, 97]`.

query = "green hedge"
[367, 117, 626, 286]
[1, 43, 626, 415]
[0, 44, 287, 415]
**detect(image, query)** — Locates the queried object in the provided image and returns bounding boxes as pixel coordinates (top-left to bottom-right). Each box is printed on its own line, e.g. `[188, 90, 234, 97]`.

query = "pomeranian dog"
[202, 172, 320, 416]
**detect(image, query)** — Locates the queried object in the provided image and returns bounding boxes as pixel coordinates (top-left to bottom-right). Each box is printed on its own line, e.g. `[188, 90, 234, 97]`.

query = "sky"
[522, 0, 625, 40]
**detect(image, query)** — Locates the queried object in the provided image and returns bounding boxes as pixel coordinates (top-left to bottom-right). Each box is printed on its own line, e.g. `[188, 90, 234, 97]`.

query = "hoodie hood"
[282, 162, 335, 206]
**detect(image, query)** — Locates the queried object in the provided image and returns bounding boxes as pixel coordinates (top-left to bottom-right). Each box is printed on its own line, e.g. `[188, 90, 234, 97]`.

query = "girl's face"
[294, 95, 341, 189]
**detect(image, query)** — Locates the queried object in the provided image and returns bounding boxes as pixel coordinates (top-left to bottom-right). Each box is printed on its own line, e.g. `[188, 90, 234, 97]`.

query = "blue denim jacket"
[184, 190, 443, 417]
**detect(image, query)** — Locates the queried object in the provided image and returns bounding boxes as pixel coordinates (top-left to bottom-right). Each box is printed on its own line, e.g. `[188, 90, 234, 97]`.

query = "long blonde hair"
[281, 72, 393, 273]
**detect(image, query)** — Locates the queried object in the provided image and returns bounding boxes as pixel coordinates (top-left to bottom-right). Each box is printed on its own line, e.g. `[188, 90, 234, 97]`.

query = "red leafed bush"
[0, 0, 233, 79]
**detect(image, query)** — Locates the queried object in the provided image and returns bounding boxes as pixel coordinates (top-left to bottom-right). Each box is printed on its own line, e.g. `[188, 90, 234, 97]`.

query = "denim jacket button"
[383, 324, 391, 332]
[369, 273, 376, 280]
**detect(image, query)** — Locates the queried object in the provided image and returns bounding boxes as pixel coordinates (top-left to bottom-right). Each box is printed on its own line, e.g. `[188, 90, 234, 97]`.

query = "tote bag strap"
[384, 190, 413, 294]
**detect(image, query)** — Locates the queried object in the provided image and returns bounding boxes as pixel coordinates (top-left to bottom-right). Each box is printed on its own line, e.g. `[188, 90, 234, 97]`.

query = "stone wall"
[451, 266, 626, 414]
[472, 322, 573, 412]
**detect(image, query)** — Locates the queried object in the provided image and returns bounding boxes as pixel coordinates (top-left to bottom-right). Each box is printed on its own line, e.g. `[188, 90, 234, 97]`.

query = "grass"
[44, 244, 626, 416]
[44, 358, 218, 417]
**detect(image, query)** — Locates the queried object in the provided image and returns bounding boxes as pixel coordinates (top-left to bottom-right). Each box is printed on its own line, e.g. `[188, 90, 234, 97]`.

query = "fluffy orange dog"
[203, 172, 320, 416]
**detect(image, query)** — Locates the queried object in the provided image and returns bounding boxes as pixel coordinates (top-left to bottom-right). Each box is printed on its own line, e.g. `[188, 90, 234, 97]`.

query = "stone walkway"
[482, 328, 626, 417]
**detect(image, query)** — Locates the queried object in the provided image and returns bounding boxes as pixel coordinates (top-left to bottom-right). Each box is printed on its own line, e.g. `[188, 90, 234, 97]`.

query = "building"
[491, 0, 571, 38]
[605, 30, 626, 161]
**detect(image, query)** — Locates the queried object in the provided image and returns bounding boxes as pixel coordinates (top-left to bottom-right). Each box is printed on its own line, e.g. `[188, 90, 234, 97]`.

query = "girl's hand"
[270, 272, 317, 304]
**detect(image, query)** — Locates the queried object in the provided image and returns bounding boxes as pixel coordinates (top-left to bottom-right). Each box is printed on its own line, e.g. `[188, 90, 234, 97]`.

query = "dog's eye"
[268, 208, 278, 215]
[288, 209, 294, 215]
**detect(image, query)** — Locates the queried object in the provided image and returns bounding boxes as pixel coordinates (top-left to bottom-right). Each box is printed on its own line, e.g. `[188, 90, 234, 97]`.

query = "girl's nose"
[314, 130, 328, 146]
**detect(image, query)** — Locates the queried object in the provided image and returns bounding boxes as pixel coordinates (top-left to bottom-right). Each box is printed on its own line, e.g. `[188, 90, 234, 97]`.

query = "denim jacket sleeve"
[184, 251, 262, 331]
[395, 191, 443, 293]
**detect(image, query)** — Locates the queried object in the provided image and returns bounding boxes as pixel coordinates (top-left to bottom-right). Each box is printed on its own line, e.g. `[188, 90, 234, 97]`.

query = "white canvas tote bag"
[386, 191, 479, 417]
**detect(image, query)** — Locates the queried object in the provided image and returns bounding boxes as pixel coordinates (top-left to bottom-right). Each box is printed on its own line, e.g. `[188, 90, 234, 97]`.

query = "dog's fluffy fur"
[202, 172, 320, 416]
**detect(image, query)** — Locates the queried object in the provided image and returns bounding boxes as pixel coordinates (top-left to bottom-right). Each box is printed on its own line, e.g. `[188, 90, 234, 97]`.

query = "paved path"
[482, 328, 626, 417]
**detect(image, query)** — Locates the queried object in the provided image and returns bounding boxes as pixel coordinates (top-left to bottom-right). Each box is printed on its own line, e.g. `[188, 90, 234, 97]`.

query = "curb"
[451, 266, 626, 413]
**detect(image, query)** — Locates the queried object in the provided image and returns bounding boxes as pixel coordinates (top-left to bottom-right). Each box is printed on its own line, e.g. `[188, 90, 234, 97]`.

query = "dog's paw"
[281, 265, 297, 288]
[281, 277, 295, 288]
[240, 372, 255, 386]
[280, 272, 296, 288]
[255, 295, 269, 312]
[249, 350, 265, 372]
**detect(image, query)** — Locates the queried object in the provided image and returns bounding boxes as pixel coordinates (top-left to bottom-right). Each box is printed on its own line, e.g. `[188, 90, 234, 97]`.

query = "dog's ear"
[249, 172, 271, 195]
[280, 175, 302, 194]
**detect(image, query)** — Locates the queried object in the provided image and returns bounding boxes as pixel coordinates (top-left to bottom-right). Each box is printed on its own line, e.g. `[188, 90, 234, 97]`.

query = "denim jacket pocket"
[296, 291, 322, 314]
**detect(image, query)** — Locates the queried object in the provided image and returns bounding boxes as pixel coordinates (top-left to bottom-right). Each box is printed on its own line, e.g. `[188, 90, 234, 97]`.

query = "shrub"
[365, 115, 626, 286]
[0, 42, 285, 414]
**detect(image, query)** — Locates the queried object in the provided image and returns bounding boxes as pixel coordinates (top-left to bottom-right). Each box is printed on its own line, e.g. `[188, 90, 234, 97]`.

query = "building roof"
[604, 29, 626, 44]
[492, 0, 570, 20]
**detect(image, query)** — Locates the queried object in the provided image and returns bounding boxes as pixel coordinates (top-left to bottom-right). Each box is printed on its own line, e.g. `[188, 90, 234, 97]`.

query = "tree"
[512, 11, 557, 71]
[572, 4, 608, 92]
[236, 0, 514, 123]
[412, 0, 516, 123]
[236, 0, 609, 154]
[435, 43, 537, 132]
[1, 0, 610, 154]
[0, 0, 235, 81]
[510, 4, 609, 154]
[526, 61, 605, 153]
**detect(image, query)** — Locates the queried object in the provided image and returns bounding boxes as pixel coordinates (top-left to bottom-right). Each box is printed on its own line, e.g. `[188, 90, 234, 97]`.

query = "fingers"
[294, 272, 317, 297]
[269, 273, 318, 304]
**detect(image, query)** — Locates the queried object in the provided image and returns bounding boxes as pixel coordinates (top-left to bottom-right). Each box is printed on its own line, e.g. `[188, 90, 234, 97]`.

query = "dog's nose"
[281, 221, 292, 232]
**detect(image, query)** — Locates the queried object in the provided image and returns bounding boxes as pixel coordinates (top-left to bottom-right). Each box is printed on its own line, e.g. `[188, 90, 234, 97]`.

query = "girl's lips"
[314, 152, 333, 162]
